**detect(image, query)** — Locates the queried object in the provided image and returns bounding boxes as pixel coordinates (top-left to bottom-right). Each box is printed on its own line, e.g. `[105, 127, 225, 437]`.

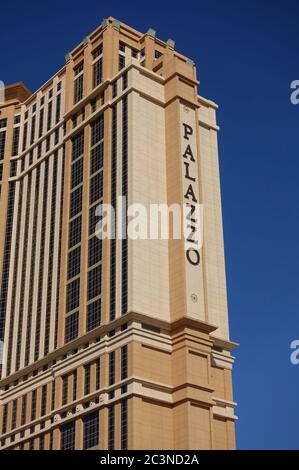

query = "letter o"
[186, 248, 200, 266]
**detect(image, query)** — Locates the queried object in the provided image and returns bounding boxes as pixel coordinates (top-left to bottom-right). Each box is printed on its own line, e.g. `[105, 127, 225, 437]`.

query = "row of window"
[1, 321, 135, 394]
[1, 380, 54, 435]
[60, 401, 127, 450]
[0, 131, 6, 160]
[1, 429, 53, 450]
[73, 41, 133, 105]
[66, 115, 104, 342]
[2, 406, 104, 450]
[5, 177, 23, 374]
[2, 346, 128, 436]
[10, 126, 63, 177]
[61, 411, 100, 450]
[5, 151, 64, 374]
[23, 83, 62, 121]
[22, 95, 61, 151]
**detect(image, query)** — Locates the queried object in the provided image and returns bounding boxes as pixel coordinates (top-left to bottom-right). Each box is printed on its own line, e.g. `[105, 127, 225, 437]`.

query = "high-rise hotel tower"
[0, 17, 237, 450]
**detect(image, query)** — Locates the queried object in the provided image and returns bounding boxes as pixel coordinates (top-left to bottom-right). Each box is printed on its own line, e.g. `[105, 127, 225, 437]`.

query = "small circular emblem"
[191, 293, 198, 303]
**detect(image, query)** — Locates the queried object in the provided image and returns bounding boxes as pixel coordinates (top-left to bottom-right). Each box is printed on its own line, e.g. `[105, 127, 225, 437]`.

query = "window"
[88, 235, 102, 267]
[0, 118, 7, 128]
[74, 75, 83, 103]
[119, 42, 126, 52]
[60, 421, 75, 450]
[46, 135, 51, 152]
[51, 381, 56, 410]
[92, 45, 102, 59]
[91, 115, 104, 146]
[21, 123, 27, 151]
[87, 298, 101, 331]
[122, 96, 128, 316]
[122, 72, 128, 90]
[90, 142, 103, 174]
[87, 265, 101, 301]
[121, 399, 128, 449]
[112, 81, 117, 98]
[93, 58, 102, 88]
[40, 434, 45, 450]
[155, 50, 162, 59]
[11, 399, 17, 429]
[110, 105, 117, 321]
[69, 215, 82, 248]
[56, 94, 61, 123]
[131, 48, 138, 58]
[37, 142, 42, 159]
[49, 431, 53, 450]
[14, 115, 21, 124]
[40, 96, 45, 106]
[0, 131, 5, 160]
[65, 311, 79, 342]
[90, 171, 103, 204]
[89, 204, 100, 235]
[72, 114, 77, 128]
[21, 395, 27, 426]
[62, 375, 68, 405]
[47, 101, 52, 130]
[96, 359, 101, 389]
[41, 385, 47, 416]
[73, 370, 77, 401]
[31, 390, 37, 421]
[49, 89, 53, 98]
[12, 127, 20, 156]
[121, 345, 128, 380]
[57, 81, 62, 91]
[38, 109, 44, 138]
[109, 351, 115, 386]
[70, 186, 82, 218]
[108, 405, 114, 450]
[54, 128, 59, 145]
[68, 246, 81, 279]
[72, 131, 84, 161]
[91, 99, 96, 113]
[66, 279, 80, 312]
[74, 62, 83, 75]
[71, 158, 83, 188]
[1, 404, 8, 434]
[119, 54, 125, 71]
[83, 411, 99, 449]
[84, 363, 91, 395]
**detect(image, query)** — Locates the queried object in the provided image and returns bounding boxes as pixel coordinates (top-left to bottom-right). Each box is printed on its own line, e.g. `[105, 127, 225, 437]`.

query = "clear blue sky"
[1, 0, 298, 450]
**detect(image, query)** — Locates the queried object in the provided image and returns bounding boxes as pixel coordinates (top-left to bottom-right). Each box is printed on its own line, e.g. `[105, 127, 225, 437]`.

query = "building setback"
[0, 17, 237, 450]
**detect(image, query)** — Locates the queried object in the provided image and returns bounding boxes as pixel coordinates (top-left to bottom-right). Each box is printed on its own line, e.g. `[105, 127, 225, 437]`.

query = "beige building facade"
[0, 17, 237, 450]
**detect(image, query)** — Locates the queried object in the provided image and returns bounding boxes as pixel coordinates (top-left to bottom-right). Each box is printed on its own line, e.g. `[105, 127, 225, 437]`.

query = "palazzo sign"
[180, 104, 205, 319]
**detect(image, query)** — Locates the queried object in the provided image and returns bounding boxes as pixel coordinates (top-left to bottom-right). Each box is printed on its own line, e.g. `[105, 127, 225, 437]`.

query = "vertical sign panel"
[180, 103, 205, 320]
